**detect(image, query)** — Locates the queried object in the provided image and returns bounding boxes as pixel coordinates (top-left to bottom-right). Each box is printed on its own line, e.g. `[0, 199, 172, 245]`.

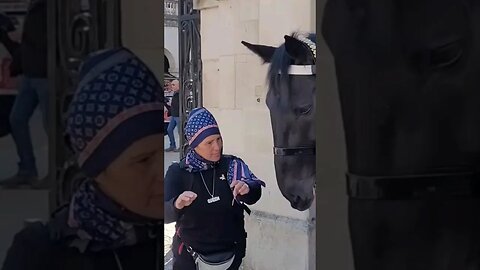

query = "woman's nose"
[212, 141, 221, 151]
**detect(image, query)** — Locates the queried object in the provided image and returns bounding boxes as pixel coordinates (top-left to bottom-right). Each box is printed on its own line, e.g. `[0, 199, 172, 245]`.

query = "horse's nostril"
[289, 194, 300, 204]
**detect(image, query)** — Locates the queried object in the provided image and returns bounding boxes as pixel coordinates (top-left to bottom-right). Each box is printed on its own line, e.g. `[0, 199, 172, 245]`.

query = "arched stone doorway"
[164, 55, 170, 73]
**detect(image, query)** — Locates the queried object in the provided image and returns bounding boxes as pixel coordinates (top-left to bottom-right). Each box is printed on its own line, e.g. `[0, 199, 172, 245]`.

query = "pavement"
[0, 109, 50, 266]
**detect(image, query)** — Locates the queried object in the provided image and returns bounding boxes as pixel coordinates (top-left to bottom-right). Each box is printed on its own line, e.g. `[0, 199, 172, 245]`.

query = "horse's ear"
[284, 35, 310, 61]
[241, 41, 276, 63]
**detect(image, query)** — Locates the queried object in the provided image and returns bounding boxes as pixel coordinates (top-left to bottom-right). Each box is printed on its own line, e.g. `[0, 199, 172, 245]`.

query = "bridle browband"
[273, 34, 317, 157]
[278, 34, 317, 76]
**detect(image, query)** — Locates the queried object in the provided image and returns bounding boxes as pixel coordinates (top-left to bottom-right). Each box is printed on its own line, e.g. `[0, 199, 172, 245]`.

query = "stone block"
[234, 58, 256, 109]
[216, 2, 236, 56]
[200, 8, 222, 60]
[202, 59, 220, 108]
[258, 0, 313, 45]
[193, 0, 220, 10]
[218, 56, 236, 109]
[235, 20, 260, 55]
[243, 210, 310, 270]
[235, 54, 269, 109]
[238, 0, 260, 22]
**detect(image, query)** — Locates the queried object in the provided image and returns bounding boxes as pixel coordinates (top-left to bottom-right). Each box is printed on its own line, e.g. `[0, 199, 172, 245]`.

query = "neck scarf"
[67, 180, 161, 252]
[184, 150, 266, 189]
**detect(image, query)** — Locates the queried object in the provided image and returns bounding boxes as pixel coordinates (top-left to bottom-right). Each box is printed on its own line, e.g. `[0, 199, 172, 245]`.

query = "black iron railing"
[178, 0, 202, 158]
[53, 0, 121, 207]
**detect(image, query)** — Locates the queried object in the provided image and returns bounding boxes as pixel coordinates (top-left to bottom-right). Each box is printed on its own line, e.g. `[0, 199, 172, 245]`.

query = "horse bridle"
[273, 34, 317, 157]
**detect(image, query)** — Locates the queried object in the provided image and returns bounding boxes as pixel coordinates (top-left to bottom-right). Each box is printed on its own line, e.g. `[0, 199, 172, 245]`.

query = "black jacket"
[170, 92, 180, 117]
[18, 0, 47, 78]
[164, 155, 261, 254]
[1, 207, 162, 270]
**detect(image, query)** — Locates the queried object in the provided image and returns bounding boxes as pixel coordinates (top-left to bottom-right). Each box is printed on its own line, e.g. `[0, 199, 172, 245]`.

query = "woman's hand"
[174, 191, 198, 209]
[230, 180, 250, 197]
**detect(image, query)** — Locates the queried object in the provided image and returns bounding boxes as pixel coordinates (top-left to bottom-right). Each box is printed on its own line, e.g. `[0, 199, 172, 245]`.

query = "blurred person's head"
[185, 107, 222, 162]
[170, 79, 180, 92]
[66, 47, 164, 220]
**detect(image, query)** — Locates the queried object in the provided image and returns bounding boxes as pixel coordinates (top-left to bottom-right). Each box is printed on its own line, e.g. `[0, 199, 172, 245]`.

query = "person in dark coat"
[0, 0, 49, 187]
[165, 107, 266, 270]
[165, 79, 180, 152]
[1, 47, 164, 270]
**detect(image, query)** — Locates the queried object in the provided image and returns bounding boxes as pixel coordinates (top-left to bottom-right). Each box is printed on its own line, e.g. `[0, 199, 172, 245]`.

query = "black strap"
[347, 171, 480, 200]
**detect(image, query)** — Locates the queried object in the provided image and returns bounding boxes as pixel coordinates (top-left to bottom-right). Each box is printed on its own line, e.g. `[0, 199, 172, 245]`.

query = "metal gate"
[51, 0, 121, 208]
[178, 0, 202, 158]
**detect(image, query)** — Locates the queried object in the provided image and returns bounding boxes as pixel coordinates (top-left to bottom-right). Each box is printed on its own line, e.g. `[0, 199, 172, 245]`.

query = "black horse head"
[241, 32, 316, 211]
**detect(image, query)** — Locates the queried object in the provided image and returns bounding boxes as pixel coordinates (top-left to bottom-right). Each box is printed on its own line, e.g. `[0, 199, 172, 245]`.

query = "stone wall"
[195, 0, 315, 269]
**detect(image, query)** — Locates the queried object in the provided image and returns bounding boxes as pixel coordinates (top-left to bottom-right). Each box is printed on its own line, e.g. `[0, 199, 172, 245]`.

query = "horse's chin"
[291, 199, 313, 211]
[280, 180, 316, 211]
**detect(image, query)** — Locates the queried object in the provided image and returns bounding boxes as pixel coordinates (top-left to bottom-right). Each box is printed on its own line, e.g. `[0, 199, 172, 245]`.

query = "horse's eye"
[429, 39, 463, 69]
[295, 105, 312, 115]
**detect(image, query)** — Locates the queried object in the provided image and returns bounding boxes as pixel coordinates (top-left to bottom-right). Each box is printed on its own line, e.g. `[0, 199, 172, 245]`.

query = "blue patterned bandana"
[66, 47, 163, 177]
[183, 107, 266, 189]
[185, 107, 220, 149]
[67, 180, 160, 252]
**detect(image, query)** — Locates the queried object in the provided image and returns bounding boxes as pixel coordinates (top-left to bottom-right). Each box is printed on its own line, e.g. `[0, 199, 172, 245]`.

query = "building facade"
[164, 0, 179, 77]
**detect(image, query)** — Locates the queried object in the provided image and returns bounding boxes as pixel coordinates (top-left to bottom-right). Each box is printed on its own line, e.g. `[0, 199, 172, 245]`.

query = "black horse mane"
[267, 32, 316, 105]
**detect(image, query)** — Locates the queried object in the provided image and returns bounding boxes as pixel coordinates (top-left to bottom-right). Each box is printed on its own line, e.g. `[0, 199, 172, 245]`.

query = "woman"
[1, 47, 164, 270]
[165, 107, 266, 270]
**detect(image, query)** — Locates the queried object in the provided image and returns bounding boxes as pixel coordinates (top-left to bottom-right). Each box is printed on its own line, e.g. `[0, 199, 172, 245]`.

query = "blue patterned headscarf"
[64, 48, 163, 252]
[184, 107, 266, 189]
[66, 47, 163, 177]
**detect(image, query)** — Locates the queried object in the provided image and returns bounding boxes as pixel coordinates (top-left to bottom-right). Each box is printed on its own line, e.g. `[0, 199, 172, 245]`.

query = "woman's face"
[95, 134, 163, 219]
[195, 134, 223, 162]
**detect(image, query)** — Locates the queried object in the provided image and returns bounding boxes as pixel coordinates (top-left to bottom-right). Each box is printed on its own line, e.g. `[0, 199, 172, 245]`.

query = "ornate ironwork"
[178, 0, 202, 158]
[52, 0, 121, 207]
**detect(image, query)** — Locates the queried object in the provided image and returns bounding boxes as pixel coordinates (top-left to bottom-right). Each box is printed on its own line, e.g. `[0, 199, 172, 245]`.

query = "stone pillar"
[195, 0, 315, 269]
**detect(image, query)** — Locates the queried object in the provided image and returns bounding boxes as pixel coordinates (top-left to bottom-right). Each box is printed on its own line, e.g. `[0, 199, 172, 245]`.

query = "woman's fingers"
[175, 191, 198, 209]
[182, 191, 197, 205]
[233, 181, 249, 196]
[183, 191, 197, 199]
[233, 182, 243, 197]
[238, 183, 250, 195]
[230, 180, 238, 188]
